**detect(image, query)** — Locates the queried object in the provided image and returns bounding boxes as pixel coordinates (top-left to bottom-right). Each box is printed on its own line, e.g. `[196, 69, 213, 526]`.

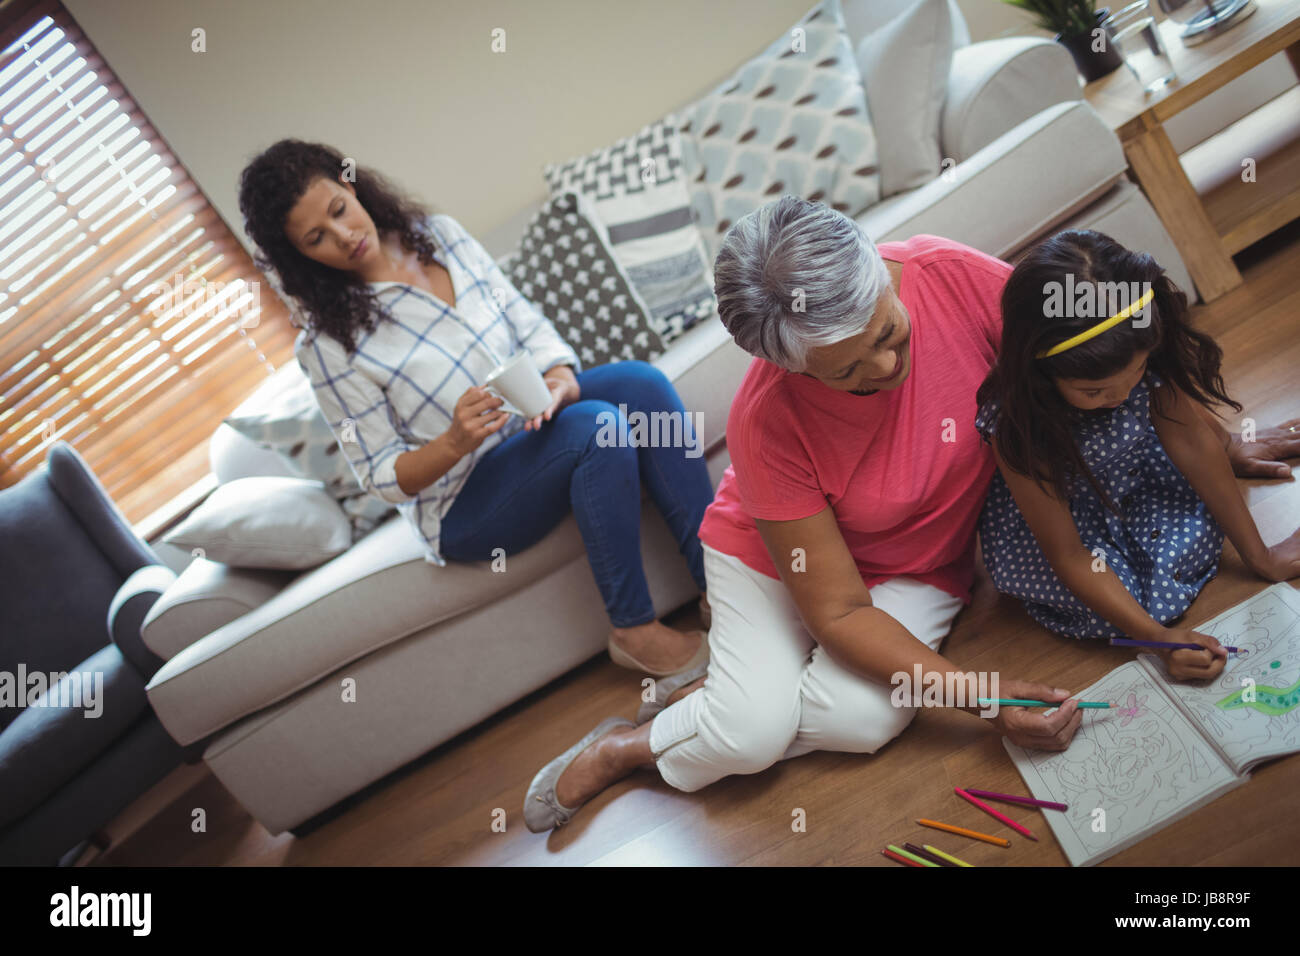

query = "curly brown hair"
[237, 139, 439, 354]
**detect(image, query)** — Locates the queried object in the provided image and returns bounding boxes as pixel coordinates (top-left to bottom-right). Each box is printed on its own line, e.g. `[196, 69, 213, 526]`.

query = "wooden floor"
[94, 222, 1300, 867]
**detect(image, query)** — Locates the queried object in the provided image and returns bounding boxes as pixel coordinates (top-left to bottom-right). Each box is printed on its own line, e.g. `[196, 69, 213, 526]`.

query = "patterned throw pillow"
[543, 118, 716, 345]
[677, 0, 882, 260]
[508, 191, 666, 367]
[223, 375, 395, 541]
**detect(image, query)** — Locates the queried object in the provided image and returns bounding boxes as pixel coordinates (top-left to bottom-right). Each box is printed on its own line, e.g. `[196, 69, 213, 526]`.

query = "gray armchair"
[0, 441, 189, 865]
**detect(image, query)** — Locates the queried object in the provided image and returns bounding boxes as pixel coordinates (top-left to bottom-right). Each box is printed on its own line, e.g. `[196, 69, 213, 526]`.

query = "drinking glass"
[1106, 1, 1178, 94]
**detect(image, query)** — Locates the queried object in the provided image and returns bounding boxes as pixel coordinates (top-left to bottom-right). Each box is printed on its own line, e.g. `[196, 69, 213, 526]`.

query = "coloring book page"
[1154, 583, 1300, 770]
[1006, 661, 1237, 866]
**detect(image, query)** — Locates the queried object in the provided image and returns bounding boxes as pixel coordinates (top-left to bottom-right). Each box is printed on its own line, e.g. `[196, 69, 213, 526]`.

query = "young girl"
[975, 229, 1300, 680]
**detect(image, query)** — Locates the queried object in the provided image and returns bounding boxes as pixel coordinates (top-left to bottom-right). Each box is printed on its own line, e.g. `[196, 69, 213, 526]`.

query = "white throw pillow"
[856, 0, 956, 197]
[162, 476, 353, 570]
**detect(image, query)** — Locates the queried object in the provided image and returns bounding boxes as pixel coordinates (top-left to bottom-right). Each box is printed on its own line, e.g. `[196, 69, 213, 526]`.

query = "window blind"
[0, 0, 295, 526]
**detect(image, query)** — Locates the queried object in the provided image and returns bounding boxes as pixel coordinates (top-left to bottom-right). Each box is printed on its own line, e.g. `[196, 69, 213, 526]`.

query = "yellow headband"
[1035, 287, 1155, 359]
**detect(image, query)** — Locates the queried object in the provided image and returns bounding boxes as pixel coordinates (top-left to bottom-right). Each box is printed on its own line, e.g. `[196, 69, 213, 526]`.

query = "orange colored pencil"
[917, 817, 1011, 847]
[882, 847, 923, 867]
[954, 787, 1038, 841]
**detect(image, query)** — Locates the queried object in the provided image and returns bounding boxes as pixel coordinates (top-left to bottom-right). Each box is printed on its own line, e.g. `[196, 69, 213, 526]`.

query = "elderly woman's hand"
[524, 365, 580, 431]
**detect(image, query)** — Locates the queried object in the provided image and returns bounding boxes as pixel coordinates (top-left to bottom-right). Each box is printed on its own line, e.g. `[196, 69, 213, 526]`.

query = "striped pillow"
[543, 117, 716, 345]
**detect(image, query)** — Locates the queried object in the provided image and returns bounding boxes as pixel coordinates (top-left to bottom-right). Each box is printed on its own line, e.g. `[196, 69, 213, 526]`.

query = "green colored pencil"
[978, 697, 1111, 709]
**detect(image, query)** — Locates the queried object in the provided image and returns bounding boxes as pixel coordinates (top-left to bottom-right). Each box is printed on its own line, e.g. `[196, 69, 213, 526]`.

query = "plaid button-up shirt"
[294, 213, 581, 566]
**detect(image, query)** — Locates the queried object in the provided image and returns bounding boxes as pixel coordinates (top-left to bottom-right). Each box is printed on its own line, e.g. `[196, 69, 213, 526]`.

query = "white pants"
[650, 543, 965, 792]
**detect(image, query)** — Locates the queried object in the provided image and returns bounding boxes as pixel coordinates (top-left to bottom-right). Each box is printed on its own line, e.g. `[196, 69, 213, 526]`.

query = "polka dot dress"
[974, 372, 1223, 640]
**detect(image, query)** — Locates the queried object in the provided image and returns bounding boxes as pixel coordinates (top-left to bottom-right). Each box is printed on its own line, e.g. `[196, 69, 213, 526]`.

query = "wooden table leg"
[1122, 118, 1242, 302]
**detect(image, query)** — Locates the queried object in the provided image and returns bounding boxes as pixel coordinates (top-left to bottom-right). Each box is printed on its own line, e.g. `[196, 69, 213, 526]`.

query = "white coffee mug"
[483, 352, 552, 419]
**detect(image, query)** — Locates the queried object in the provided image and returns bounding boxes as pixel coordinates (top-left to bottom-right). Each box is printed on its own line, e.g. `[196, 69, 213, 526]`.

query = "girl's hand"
[1152, 628, 1227, 680]
[524, 372, 580, 432]
[445, 385, 508, 457]
[986, 680, 1082, 752]
[1227, 417, 1300, 479]
[1248, 527, 1300, 583]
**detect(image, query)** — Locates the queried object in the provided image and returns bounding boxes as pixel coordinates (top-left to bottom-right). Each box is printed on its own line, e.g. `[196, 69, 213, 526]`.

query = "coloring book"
[1004, 582, 1300, 866]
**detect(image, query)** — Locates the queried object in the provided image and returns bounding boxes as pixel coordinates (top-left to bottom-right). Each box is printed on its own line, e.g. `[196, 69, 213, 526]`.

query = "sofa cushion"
[162, 476, 354, 570]
[542, 116, 716, 344]
[856, 0, 955, 197]
[507, 191, 666, 365]
[858, 100, 1125, 258]
[677, 0, 882, 260]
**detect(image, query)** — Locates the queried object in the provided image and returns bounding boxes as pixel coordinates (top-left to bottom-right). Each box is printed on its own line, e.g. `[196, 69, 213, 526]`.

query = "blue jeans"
[440, 361, 713, 628]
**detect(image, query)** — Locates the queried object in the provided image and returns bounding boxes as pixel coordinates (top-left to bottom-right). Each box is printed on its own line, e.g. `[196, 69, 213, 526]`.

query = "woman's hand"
[1247, 527, 1300, 583]
[1151, 627, 1227, 680]
[1226, 418, 1300, 479]
[986, 680, 1082, 752]
[524, 365, 580, 432]
[445, 385, 509, 457]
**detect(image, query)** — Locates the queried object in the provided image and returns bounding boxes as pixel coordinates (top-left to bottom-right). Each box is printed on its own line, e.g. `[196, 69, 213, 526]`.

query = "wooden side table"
[1083, 0, 1300, 301]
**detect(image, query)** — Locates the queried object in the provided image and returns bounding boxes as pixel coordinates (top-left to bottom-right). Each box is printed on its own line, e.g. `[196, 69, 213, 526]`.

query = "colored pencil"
[917, 818, 1011, 847]
[882, 847, 923, 867]
[924, 844, 974, 867]
[904, 842, 955, 866]
[978, 697, 1110, 709]
[954, 787, 1038, 841]
[886, 843, 939, 867]
[1109, 637, 1240, 654]
[962, 788, 1068, 812]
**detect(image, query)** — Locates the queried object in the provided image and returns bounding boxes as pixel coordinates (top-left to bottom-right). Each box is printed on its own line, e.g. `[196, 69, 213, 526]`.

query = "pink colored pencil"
[963, 788, 1068, 812]
[954, 787, 1038, 841]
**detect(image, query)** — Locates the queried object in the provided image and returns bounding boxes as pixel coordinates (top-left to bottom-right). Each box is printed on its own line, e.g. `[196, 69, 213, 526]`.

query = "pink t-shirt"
[698, 234, 1012, 602]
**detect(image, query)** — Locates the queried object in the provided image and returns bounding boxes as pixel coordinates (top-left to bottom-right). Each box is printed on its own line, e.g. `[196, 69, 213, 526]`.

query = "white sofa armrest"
[860, 100, 1126, 259]
[941, 37, 1082, 165]
[142, 556, 295, 660]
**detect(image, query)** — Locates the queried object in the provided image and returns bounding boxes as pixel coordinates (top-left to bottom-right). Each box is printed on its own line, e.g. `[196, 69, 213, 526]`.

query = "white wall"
[62, 0, 1294, 256]
[60, 0, 844, 252]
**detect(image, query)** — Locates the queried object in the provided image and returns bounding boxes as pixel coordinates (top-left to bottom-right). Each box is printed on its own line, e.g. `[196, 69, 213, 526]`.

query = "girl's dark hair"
[976, 229, 1240, 506]
[237, 139, 438, 354]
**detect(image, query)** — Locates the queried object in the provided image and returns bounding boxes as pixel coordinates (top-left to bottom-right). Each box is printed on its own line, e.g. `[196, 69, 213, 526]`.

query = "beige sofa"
[139, 21, 1200, 835]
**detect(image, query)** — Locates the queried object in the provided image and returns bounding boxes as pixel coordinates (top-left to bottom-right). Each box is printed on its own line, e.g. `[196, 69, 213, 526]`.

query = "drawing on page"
[1025, 669, 1210, 850]
[1115, 691, 1147, 726]
[1166, 587, 1300, 752]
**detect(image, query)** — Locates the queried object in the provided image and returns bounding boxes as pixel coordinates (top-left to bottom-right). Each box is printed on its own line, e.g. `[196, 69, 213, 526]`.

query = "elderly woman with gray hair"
[522, 195, 1092, 831]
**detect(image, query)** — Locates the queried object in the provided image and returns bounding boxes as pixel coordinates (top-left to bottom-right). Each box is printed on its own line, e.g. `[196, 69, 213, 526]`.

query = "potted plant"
[1002, 0, 1126, 82]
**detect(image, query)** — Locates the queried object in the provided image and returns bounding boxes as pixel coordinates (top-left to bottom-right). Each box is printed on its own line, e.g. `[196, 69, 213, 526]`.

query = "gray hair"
[712, 195, 890, 372]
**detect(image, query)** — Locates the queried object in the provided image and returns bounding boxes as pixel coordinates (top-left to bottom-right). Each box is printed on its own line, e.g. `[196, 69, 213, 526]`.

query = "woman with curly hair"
[236, 139, 713, 677]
